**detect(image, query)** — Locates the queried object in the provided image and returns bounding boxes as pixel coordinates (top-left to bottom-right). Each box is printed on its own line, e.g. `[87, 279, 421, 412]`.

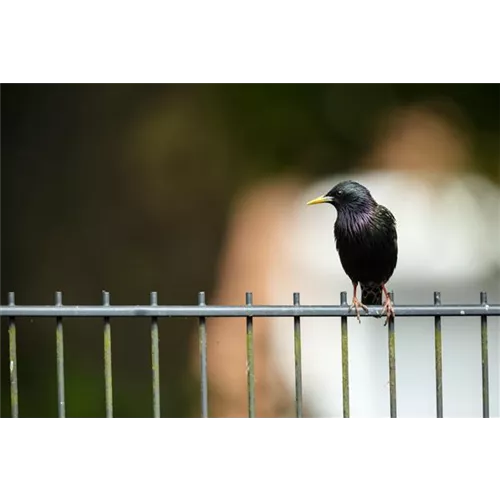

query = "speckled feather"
[329, 181, 398, 305]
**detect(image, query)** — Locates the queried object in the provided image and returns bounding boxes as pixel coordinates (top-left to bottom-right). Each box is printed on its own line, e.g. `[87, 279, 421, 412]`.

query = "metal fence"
[1, 290, 499, 418]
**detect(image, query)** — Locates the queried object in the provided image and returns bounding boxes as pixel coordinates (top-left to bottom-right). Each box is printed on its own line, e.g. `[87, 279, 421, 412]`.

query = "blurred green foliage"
[1, 84, 498, 417]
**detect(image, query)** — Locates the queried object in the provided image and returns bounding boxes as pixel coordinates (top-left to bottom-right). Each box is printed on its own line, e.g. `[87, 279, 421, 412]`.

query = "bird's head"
[306, 180, 376, 212]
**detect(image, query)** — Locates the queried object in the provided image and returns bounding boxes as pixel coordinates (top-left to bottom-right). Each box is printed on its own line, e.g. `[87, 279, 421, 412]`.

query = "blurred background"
[1, 84, 499, 417]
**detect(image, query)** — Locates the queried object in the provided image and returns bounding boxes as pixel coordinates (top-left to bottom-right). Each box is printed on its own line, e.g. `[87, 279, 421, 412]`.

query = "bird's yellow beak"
[306, 195, 331, 206]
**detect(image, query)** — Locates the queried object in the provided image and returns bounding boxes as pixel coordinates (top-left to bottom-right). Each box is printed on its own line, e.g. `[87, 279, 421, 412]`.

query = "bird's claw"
[348, 297, 369, 323]
[380, 296, 395, 326]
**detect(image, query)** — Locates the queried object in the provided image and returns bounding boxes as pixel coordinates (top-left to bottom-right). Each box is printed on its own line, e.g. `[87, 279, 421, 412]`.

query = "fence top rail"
[1, 304, 499, 318]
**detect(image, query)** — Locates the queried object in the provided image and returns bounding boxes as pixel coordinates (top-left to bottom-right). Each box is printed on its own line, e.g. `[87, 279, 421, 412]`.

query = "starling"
[307, 180, 398, 324]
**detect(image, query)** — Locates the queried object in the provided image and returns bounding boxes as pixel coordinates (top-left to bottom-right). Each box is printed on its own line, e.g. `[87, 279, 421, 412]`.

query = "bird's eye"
[337, 190, 343, 196]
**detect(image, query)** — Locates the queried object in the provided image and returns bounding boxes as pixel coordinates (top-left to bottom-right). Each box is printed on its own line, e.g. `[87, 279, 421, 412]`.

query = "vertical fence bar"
[293, 292, 303, 418]
[480, 292, 489, 418]
[8, 292, 19, 418]
[198, 292, 208, 418]
[150, 292, 160, 418]
[434, 292, 443, 418]
[340, 291, 350, 418]
[246, 292, 255, 418]
[55, 291, 66, 417]
[387, 291, 397, 418]
[103, 291, 113, 418]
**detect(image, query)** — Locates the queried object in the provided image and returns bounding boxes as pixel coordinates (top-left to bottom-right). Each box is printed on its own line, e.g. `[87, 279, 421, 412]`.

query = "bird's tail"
[361, 284, 382, 305]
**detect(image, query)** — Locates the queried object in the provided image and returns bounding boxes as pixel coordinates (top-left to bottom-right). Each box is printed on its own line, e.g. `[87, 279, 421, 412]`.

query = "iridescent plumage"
[307, 180, 398, 323]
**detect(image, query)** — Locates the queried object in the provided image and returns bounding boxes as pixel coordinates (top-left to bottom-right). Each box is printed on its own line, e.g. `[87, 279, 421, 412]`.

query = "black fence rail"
[1, 291, 499, 418]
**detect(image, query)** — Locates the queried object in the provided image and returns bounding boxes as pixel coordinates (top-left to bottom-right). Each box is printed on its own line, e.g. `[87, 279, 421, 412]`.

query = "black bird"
[307, 180, 398, 324]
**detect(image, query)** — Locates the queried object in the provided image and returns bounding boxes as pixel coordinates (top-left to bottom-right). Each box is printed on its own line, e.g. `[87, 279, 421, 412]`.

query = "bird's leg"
[381, 284, 395, 326]
[348, 282, 369, 323]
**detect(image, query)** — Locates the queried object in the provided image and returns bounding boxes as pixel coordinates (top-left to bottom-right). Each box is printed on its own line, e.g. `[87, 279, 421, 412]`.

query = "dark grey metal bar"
[387, 292, 397, 418]
[198, 292, 208, 418]
[103, 291, 113, 418]
[55, 291, 66, 418]
[2, 289, 498, 420]
[340, 291, 350, 418]
[2, 304, 499, 318]
[150, 292, 160, 418]
[293, 292, 303, 418]
[481, 292, 489, 418]
[8, 292, 19, 418]
[246, 292, 255, 418]
[434, 292, 443, 418]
